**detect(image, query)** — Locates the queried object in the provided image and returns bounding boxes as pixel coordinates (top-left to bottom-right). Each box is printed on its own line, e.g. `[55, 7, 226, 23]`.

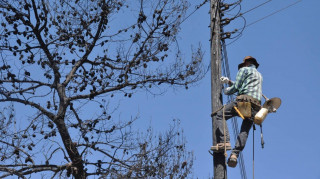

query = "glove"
[220, 76, 230, 84]
[224, 87, 232, 95]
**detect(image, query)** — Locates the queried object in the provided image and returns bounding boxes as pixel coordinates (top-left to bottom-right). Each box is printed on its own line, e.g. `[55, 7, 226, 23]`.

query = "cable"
[228, 16, 246, 40]
[242, 0, 302, 29]
[224, 0, 272, 22]
[180, 0, 209, 24]
[240, 0, 272, 17]
[223, 0, 242, 13]
[223, 0, 301, 46]
[218, 1, 302, 178]
[221, 39, 247, 179]
[225, 0, 302, 46]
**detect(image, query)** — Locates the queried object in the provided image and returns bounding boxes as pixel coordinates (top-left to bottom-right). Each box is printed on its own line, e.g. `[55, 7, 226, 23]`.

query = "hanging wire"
[223, 0, 243, 13]
[223, 0, 272, 22]
[226, 0, 302, 46]
[217, 1, 302, 179]
[221, 38, 247, 179]
[252, 125, 256, 179]
[224, 0, 271, 45]
[218, 1, 280, 177]
[228, 16, 246, 40]
[225, 19, 246, 46]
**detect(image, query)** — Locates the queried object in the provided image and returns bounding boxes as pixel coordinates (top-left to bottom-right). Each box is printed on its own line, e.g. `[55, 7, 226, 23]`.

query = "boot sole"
[227, 159, 237, 168]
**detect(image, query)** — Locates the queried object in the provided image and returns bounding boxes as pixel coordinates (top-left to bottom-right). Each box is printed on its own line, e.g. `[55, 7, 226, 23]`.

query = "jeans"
[213, 101, 260, 157]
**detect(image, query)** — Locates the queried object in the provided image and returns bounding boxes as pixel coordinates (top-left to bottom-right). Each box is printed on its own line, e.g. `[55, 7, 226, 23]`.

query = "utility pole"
[210, 0, 226, 179]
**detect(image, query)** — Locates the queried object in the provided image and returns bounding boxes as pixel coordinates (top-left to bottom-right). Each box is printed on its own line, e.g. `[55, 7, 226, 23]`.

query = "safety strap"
[253, 124, 265, 179]
[253, 124, 255, 179]
[260, 124, 265, 148]
[222, 106, 228, 158]
[233, 106, 245, 119]
[211, 105, 224, 117]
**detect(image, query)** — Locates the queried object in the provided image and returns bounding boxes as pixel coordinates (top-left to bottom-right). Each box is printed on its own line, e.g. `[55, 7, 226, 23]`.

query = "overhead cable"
[242, 0, 302, 29]
[240, 0, 272, 17]
[180, 0, 209, 24]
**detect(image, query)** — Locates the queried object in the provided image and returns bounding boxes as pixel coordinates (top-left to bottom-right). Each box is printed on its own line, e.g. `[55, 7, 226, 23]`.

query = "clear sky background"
[119, 0, 320, 178]
[3, 0, 319, 178]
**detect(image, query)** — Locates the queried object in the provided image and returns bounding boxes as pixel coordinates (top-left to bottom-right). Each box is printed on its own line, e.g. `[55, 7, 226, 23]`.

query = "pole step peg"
[210, 143, 231, 152]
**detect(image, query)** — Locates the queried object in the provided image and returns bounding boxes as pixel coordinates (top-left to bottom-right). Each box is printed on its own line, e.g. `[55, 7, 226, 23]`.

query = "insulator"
[220, 4, 230, 11]
[221, 32, 231, 40]
[221, 18, 231, 26]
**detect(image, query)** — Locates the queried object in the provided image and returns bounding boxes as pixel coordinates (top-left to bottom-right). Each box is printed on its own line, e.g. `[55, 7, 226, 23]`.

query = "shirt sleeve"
[224, 68, 247, 95]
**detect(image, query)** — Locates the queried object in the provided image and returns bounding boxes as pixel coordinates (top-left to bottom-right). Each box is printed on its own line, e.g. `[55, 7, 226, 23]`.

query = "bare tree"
[0, 0, 205, 178]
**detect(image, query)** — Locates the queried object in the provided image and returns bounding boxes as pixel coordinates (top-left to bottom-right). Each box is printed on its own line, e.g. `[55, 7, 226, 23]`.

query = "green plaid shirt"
[225, 65, 263, 101]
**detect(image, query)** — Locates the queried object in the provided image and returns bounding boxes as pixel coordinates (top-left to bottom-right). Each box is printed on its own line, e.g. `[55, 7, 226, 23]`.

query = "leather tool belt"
[236, 95, 261, 118]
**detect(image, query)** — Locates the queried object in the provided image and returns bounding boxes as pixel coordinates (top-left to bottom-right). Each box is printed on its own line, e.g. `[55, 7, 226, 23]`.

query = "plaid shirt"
[225, 65, 263, 101]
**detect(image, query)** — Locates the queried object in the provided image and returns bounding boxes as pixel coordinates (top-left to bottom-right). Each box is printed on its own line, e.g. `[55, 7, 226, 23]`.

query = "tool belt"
[236, 95, 261, 118]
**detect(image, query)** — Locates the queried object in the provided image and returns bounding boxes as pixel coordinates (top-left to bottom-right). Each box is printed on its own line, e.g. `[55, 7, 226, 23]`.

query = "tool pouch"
[236, 95, 259, 118]
[237, 101, 252, 118]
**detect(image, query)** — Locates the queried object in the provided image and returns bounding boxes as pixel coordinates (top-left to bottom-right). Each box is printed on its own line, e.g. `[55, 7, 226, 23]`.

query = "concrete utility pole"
[210, 0, 226, 178]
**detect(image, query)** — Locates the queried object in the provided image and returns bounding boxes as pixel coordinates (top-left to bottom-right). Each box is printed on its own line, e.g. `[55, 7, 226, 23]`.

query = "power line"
[221, 0, 273, 46]
[224, 0, 302, 46]
[180, 0, 209, 24]
[240, 0, 272, 17]
[222, 0, 271, 22]
[243, 0, 302, 29]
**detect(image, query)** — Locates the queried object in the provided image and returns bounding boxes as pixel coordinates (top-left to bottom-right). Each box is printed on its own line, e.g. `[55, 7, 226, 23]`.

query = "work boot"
[210, 142, 231, 152]
[227, 154, 238, 168]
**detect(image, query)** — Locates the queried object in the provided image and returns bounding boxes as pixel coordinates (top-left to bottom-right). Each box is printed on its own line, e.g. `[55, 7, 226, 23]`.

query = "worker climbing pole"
[209, 1, 283, 179]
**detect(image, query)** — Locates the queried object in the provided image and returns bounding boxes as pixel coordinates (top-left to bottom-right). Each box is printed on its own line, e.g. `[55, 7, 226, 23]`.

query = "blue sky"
[2, 0, 318, 178]
[120, 0, 320, 178]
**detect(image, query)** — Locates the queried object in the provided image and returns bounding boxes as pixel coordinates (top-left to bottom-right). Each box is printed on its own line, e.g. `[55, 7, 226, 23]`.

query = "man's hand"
[220, 76, 230, 84]
[224, 87, 232, 95]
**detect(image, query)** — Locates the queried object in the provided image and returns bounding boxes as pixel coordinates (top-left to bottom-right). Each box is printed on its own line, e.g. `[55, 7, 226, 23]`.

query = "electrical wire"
[223, 15, 246, 47]
[223, 0, 297, 45]
[208, 1, 248, 178]
[225, 0, 302, 46]
[221, 38, 247, 179]
[222, 0, 271, 43]
[217, 1, 302, 178]
[228, 16, 246, 40]
[223, 0, 242, 13]
[242, 0, 302, 29]
[180, 0, 209, 24]
[239, 0, 272, 17]
[224, 0, 272, 21]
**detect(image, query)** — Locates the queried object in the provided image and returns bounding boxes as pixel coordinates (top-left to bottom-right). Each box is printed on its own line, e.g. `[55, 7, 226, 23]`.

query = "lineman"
[212, 56, 263, 168]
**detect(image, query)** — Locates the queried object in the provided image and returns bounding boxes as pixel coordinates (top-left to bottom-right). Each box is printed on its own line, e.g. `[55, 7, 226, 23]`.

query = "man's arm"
[224, 68, 247, 95]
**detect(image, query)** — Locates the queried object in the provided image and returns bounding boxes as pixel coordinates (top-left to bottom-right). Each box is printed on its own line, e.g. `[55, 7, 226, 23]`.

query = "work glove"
[224, 87, 232, 95]
[220, 76, 230, 84]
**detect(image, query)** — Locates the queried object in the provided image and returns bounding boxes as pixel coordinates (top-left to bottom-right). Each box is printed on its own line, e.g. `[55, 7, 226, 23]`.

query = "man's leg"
[231, 118, 253, 156]
[228, 118, 253, 167]
[213, 101, 238, 144]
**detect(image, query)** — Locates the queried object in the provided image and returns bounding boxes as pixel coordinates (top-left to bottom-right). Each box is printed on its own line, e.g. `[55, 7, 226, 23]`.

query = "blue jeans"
[213, 101, 259, 157]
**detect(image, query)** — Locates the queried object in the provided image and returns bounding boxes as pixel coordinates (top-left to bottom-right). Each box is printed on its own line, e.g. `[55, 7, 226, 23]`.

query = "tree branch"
[0, 97, 54, 119]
